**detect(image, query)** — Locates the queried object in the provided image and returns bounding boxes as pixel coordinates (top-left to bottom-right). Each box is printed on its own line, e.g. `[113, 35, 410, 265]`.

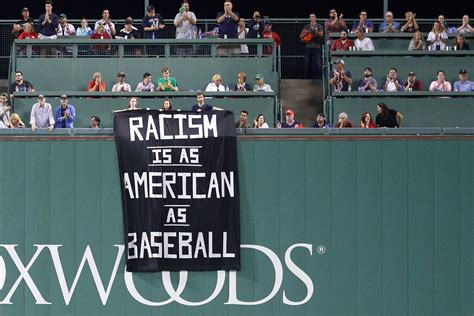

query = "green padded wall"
[0, 134, 472, 315]
[331, 94, 474, 127]
[13, 57, 278, 94]
[12, 96, 276, 128]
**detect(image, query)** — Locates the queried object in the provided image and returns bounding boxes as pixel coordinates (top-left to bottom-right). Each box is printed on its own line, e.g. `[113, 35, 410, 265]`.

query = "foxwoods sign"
[0, 243, 314, 306]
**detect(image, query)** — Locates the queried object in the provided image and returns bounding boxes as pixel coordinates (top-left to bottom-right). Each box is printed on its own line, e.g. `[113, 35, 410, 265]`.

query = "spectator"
[381, 67, 404, 92]
[30, 94, 54, 131]
[191, 92, 222, 112]
[234, 72, 252, 91]
[135, 72, 155, 92]
[357, 67, 378, 92]
[457, 15, 473, 33]
[331, 30, 353, 51]
[38, 0, 59, 39]
[174, 2, 197, 39]
[351, 10, 374, 33]
[54, 94, 76, 128]
[247, 11, 264, 38]
[300, 13, 324, 79]
[90, 116, 101, 128]
[238, 18, 249, 54]
[404, 71, 424, 91]
[143, 5, 165, 40]
[335, 112, 354, 128]
[408, 31, 426, 50]
[10, 113, 26, 128]
[253, 113, 269, 128]
[217, 1, 239, 39]
[128, 97, 139, 110]
[161, 99, 173, 111]
[281, 109, 303, 128]
[354, 27, 375, 51]
[76, 18, 92, 36]
[205, 74, 226, 92]
[216, 1, 240, 56]
[112, 71, 132, 92]
[118, 18, 142, 56]
[262, 20, 281, 55]
[429, 70, 452, 91]
[235, 110, 250, 128]
[253, 74, 273, 92]
[454, 69, 474, 91]
[10, 71, 35, 94]
[375, 102, 403, 128]
[324, 8, 346, 43]
[118, 18, 141, 39]
[88, 72, 106, 92]
[437, 15, 450, 32]
[401, 11, 419, 33]
[57, 14, 75, 37]
[94, 9, 116, 37]
[454, 34, 470, 50]
[17, 22, 39, 40]
[157, 67, 179, 91]
[359, 112, 376, 128]
[379, 11, 400, 32]
[427, 21, 448, 50]
[0, 94, 11, 128]
[12, 7, 34, 38]
[329, 59, 352, 92]
[90, 24, 112, 55]
[312, 113, 330, 128]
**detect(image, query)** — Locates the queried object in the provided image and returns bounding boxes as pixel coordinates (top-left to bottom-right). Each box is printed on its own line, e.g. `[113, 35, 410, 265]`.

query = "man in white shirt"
[253, 74, 273, 92]
[94, 9, 116, 37]
[354, 28, 375, 51]
[30, 94, 55, 131]
[112, 72, 132, 92]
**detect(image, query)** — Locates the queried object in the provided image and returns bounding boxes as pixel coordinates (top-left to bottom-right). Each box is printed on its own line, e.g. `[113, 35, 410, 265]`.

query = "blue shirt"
[352, 20, 374, 31]
[217, 11, 239, 38]
[38, 13, 59, 36]
[54, 104, 76, 128]
[191, 103, 213, 112]
[379, 21, 401, 32]
[142, 14, 164, 39]
[454, 80, 474, 91]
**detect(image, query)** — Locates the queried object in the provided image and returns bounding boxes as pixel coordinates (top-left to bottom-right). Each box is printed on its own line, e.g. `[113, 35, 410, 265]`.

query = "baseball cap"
[59, 13, 67, 19]
[334, 59, 345, 65]
[264, 20, 272, 25]
[147, 5, 155, 11]
[459, 69, 467, 74]
[117, 71, 126, 77]
[60, 94, 68, 99]
[286, 109, 294, 116]
[408, 71, 416, 76]
[21, 7, 29, 13]
[38, 94, 45, 99]
[255, 73, 264, 80]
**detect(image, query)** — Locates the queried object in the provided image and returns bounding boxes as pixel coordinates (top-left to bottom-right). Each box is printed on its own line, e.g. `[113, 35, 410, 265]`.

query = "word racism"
[113, 110, 240, 272]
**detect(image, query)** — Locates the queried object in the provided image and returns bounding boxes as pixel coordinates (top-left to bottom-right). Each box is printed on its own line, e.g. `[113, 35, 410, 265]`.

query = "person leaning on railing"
[453, 34, 470, 50]
[375, 103, 403, 128]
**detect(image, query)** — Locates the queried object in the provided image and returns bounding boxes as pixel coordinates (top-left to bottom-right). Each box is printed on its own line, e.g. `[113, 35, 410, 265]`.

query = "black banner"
[113, 110, 240, 272]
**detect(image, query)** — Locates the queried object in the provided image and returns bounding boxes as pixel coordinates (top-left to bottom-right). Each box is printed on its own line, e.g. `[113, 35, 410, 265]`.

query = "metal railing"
[0, 18, 463, 79]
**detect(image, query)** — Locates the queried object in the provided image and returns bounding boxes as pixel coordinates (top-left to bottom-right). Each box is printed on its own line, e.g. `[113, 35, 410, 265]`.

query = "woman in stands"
[253, 114, 269, 128]
[17, 22, 39, 56]
[359, 112, 376, 128]
[161, 99, 173, 111]
[205, 74, 226, 92]
[453, 34, 470, 50]
[375, 102, 404, 128]
[10, 113, 26, 128]
[128, 97, 139, 110]
[234, 72, 252, 91]
[408, 31, 426, 50]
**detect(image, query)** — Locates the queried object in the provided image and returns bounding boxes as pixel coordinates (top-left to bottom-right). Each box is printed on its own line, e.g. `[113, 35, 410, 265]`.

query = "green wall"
[0, 135, 472, 315]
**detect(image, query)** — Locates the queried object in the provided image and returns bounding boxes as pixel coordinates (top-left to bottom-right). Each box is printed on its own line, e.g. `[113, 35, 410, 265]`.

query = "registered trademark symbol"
[316, 245, 326, 255]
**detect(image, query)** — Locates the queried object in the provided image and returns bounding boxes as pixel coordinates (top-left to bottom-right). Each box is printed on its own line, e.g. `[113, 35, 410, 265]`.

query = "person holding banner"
[190, 91, 223, 112]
